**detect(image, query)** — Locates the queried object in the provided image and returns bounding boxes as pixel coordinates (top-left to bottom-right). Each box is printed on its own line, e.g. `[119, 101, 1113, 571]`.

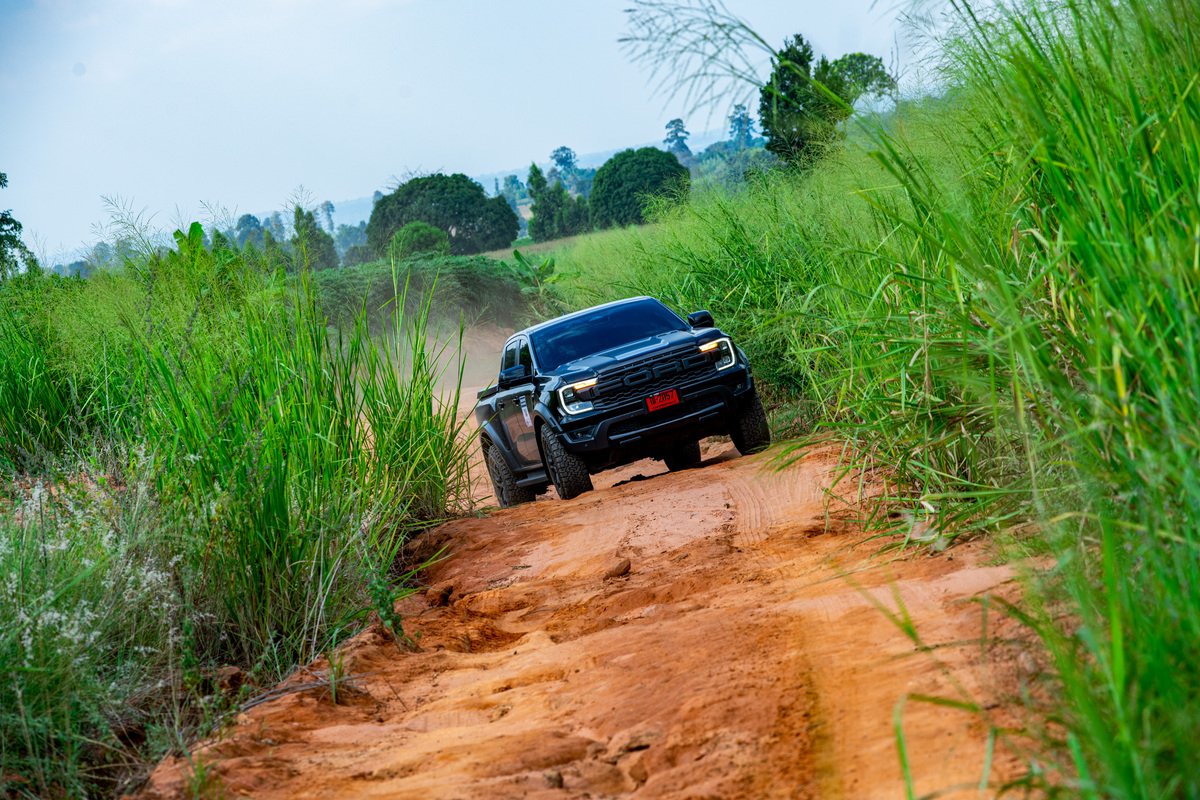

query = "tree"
[262, 229, 290, 269]
[694, 140, 777, 187]
[528, 163, 548, 199]
[499, 174, 527, 211]
[828, 52, 895, 102]
[334, 221, 367, 257]
[663, 118, 692, 160]
[589, 147, 689, 229]
[528, 164, 553, 242]
[320, 201, 336, 233]
[560, 192, 590, 236]
[528, 163, 590, 242]
[759, 35, 896, 167]
[758, 35, 833, 167]
[89, 241, 114, 269]
[570, 168, 597, 198]
[389, 221, 450, 261]
[366, 173, 518, 255]
[550, 146, 578, 175]
[291, 205, 338, 270]
[0, 172, 38, 280]
[263, 211, 287, 242]
[234, 214, 265, 249]
[548, 146, 597, 197]
[728, 104, 756, 149]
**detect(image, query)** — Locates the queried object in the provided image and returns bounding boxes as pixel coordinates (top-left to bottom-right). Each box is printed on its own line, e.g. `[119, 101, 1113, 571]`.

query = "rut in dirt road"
[140, 444, 1022, 799]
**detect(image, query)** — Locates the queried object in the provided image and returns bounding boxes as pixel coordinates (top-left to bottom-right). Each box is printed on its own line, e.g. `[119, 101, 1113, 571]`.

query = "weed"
[183, 754, 224, 800]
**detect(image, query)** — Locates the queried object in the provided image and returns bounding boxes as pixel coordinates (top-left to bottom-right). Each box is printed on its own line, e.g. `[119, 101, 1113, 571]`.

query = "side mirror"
[498, 364, 531, 387]
[687, 310, 715, 328]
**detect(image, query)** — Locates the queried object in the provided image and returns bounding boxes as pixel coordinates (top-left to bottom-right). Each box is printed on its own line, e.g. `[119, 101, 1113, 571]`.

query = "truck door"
[498, 337, 540, 467]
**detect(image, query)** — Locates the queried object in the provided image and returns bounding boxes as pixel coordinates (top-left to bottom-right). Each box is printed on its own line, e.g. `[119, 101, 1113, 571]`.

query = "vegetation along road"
[3, 0, 1197, 795]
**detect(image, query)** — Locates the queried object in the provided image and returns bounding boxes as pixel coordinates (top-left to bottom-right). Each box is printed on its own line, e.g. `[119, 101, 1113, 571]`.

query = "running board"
[516, 470, 549, 488]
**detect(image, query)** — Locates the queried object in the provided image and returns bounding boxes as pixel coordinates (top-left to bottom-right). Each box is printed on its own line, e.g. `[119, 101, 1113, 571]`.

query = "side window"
[517, 339, 533, 371]
[502, 341, 519, 371]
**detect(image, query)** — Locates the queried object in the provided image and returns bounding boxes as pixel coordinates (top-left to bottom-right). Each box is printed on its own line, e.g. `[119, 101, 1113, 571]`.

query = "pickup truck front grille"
[592, 345, 717, 410]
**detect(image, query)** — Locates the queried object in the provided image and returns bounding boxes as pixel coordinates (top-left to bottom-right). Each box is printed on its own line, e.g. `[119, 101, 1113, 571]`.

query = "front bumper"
[555, 365, 754, 469]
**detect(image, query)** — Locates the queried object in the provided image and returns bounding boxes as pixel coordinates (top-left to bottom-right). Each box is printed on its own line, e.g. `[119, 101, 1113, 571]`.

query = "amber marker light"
[558, 377, 599, 415]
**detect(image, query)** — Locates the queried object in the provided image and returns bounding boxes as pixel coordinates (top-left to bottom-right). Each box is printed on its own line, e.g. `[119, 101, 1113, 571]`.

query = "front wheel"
[730, 391, 771, 455]
[539, 426, 593, 500]
[486, 445, 535, 508]
[662, 439, 702, 472]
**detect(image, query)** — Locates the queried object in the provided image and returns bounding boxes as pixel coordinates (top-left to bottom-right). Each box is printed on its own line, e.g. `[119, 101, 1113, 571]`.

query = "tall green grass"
[0, 224, 474, 795]
[0, 274, 86, 469]
[558, 0, 1200, 793]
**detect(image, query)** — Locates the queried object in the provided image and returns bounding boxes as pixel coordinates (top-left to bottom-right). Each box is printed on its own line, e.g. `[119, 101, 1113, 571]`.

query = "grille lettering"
[595, 347, 719, 409]
[621, 355, 710, 387]
[624, 369, 652, 386]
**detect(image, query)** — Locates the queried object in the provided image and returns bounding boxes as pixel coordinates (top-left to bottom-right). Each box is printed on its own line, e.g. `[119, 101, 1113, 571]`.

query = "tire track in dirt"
[138, 443, 1024, 799]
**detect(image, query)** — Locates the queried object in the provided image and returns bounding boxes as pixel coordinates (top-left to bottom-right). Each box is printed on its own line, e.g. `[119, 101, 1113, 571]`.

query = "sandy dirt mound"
[139, 445, 1023, 799]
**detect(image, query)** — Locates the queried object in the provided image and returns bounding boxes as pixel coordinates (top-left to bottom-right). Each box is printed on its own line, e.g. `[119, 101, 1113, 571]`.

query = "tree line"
[1, 30, 893, 278]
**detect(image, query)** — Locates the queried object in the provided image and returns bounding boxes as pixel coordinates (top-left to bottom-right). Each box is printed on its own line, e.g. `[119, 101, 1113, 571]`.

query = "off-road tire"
[662, 439, 702, 472]
[730, 391, 771, 455]
[486, 445, 535, 508]
[540, 426, 593, 500]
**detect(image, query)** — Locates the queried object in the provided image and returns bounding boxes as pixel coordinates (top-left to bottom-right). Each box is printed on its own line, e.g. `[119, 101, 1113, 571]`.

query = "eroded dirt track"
[142, 444, 1020, 799]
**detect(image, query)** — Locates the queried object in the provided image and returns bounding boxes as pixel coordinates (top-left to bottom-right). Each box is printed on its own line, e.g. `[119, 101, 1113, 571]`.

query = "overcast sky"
[1, 0, 913, 262]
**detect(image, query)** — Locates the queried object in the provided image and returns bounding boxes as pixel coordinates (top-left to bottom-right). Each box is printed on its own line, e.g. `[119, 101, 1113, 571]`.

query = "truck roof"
[510, 296, 659, 340]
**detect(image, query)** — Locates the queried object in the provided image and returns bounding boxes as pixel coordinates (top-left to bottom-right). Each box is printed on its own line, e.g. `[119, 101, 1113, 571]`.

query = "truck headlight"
[557, 378, 597, 415]
[699, 337, 736, 370]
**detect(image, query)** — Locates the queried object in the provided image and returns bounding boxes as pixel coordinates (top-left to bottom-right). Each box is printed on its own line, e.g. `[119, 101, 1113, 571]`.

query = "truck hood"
[546, 329, 702, 378]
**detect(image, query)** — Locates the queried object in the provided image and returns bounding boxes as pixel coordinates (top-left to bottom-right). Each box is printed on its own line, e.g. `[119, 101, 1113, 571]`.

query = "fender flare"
[532, 400, 563, 435]
[531, 401, 566, 468]
[477, 418, 523, 475]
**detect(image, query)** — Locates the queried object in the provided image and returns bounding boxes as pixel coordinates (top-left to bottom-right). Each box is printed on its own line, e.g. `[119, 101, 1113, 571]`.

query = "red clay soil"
[138, 443, 1024, 799]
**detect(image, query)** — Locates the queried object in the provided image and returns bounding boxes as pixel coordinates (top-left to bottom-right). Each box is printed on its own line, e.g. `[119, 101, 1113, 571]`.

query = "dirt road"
[141, 442, 1022, 799]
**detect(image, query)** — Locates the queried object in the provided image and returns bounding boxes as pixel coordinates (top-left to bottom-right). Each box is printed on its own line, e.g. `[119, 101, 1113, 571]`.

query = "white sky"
[0, 0, 912, 262]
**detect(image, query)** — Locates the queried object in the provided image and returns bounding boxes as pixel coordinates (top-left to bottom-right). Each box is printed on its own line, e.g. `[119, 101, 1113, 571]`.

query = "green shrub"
[389, 221, 450, 261]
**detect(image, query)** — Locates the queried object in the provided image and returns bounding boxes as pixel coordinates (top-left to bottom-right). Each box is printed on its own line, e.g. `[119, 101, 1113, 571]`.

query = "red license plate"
[646, 388, 680, 412]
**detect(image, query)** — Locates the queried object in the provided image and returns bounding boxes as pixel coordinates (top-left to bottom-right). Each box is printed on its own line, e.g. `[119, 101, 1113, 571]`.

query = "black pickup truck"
[475, 296, 770, 506]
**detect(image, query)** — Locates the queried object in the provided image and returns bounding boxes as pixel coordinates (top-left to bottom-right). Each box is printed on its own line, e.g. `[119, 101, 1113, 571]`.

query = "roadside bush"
[389, 221, 450, 261]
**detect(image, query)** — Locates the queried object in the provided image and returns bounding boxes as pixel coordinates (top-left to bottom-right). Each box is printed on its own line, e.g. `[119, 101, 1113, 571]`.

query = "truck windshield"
[530, 299, 688, 371]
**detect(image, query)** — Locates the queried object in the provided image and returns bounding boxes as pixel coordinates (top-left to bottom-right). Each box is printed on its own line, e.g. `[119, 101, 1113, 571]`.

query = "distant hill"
[329, 129, 726, 229]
